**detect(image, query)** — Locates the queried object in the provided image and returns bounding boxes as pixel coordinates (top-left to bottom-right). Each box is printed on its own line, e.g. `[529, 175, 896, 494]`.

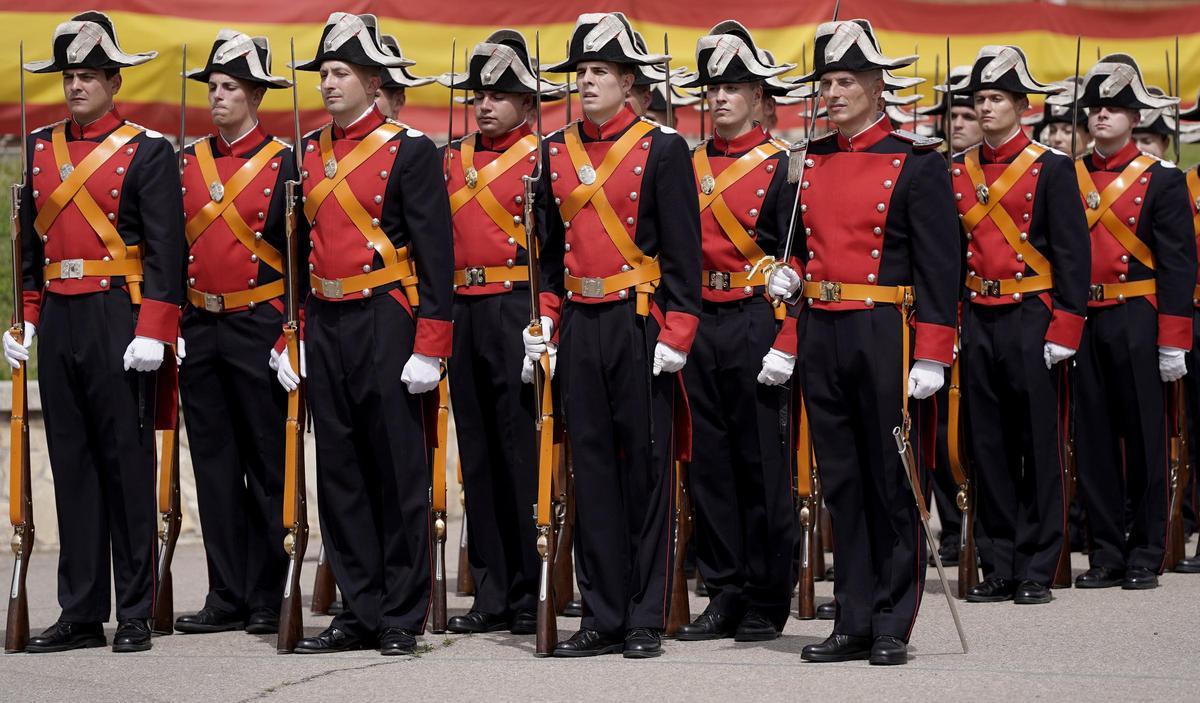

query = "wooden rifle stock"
[310, 545, 336, 614]
[796, 401, 816, 620]
[152, 419, 182, 634]
[947, 357, 980, 596]
[551, 455, 575, 614]
[430, 378, 450, 634]
[456, 511, 475, 596]
[665, 461, 691, 636]
[1053, 364, 1076, 588]
[1166, 381, 1189, 569]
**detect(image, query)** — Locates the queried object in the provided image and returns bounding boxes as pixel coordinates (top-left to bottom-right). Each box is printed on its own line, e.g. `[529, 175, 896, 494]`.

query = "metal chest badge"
[975, 183, 989, 205]
[465, 167, 479, 189]
[578, 164, 597, 186]
[59, 163, 74, 181]
[324, 157, 338, 179]
[700, 174, 715, 195]
[209, 181, 225, 202]
[1086, 191, 1101, 210]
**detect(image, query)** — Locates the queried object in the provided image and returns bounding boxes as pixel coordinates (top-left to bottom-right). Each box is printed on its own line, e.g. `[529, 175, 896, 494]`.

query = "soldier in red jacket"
[769, 20, 960, 666]
[951, 47, 1091, 606]
[669, 20, 799, 644]
[437, 30, 562, 637]
[522, 12, 701, 658]
[1072, 55, 1196, 591]
[169, 30, 295, 637]
[3, 12, 184, 653]
[278, 12, 454, 655]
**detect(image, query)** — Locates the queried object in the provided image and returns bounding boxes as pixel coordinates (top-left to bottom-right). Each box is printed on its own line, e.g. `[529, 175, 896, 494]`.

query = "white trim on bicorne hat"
[291, 13, 409, 69]
[436, 39, 562, 93]
[24, 15, 157, 71]
[817, 20, 916, 70]
[1084, 59, 1178, 110]
[972, 45, 1057, 93]
[576, 12, 668, 64]
[189, 29, 290, 88]
[1043, 77, 1085, 107]
[695, 33, 792, 81]
[379, 34, 434, 88]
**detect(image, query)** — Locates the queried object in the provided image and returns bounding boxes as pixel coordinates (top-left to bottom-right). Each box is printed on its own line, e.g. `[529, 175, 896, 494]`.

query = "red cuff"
[539, 291, 563, 331]
[658, 311, 700, 354]
[134, 298, 181, 344]
[21, 290, 42, 328]
[1044, 308, 1085, 350]
[272, 305, 305, 354]
[414, 317, 453, 358]
[1158, 313, 1193, 350]
[771, 313, 799, 355]
[913, 321, 955, 366]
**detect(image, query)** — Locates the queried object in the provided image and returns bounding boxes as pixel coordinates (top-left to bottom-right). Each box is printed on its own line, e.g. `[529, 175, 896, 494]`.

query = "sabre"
[662, 34, 674, 129]
[444, 39, 456, 179]
[943, 37, 953, 171]
[1173, 36, 1181, 165]
[1070, 36, 1082, 161]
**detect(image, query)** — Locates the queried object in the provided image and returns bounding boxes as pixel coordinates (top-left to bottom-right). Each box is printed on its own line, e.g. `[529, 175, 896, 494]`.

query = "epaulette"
[891, 129, 941, 149]
[810, 130, 836, 143]
[123, 120, 163, 138]
[545, 124, 570, 139]
[30, 118, 67, 135]
[1029, 139, 1066, 158]
[270, 136, 290, 147]
[1140, 150, 1177, 169]
[183, 135, 210, 151]
[787, 138, 810, 184]
[951, 142, 981, 160]
[770, 136, 792, 150]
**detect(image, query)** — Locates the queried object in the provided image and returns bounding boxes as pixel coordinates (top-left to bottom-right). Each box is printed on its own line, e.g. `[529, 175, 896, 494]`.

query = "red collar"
[332, 105, 386, 140]
[981, 129, 1030, 163]
[67, 107, 123, 140]
[581, 105, 639, 141]
[712, 125, 769, 156]
[215, 123, 269, 158]
[835, 115, 891, 152]
[480, 122, 533, 152]
[1090, 140, 1140, 171]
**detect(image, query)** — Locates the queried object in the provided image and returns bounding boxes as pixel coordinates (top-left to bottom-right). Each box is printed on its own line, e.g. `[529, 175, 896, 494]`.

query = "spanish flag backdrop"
[3, 0, 1200, 138]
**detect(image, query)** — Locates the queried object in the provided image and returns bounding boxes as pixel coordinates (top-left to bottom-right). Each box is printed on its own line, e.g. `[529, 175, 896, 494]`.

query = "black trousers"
[559, 301, 675, 636]
[928, 384, 963, 549]
[799, 307, 925, 641]
[38, 290, 156, 623]
[180, 305, 288, 616]
[306, 294, 432, 637]
[1075, 300, 1169, 572]
[682, 298, 797, 630]
[1184, 309, 1200, 535]
[961, 300, 1066, 585]
[448, 292, 538, 616]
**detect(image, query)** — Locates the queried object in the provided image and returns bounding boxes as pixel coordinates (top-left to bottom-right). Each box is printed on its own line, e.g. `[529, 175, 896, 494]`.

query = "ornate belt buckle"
[1089, 284, 1105, 302]
[464, 267, 486, 286]
[819, 281, 841, 302]
[60, 259, 84, 280]
[981, 278, 1001, 297]
[708, 271, 731, 291]
[203, 293, 224, 313]
[322, 278, 344, 299]
[581, 277, 605, 298]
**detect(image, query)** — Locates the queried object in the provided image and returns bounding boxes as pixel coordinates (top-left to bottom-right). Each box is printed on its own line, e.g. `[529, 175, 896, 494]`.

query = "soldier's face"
[973, 90, 1025, 138]
[576, 61, 634, 119]
[474, 90, 529, 138]
[949, 106, 982, 152]
[319, 61, 381, 119]
[62, 68, 120, 124]
[629, 85, 653, 116]
[1133, 132, 1169, 158]
[1088, 106, 1137, 143]
[709, 82, 761, 134]
[1046, 123, 1089, 157]
[375, 87, 406, 118]
[819, 71, 882, 128]
[208, 73, 263, 130]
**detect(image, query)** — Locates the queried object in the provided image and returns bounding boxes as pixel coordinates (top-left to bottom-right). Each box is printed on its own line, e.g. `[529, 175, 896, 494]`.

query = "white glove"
[1043, 341, 1075, 370]
[521, 344, 558, 383]
[175, 336, 186, 367]
[401, 352, 442, 394]
[522, 316, 554, 362]
[653, 342, 687, 376]
[907, 359, 946, 400]
[768, 266, 802, 299]
[757, 348, 795, 386]
[274, 341, 306, 392]
[1159, 346, 1187, 383]
[123, 336, 165, 372]
[3, 322, 35, 369]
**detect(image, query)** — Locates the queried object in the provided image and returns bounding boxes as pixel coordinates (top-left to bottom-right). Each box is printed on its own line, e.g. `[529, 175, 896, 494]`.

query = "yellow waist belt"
[564, 260, 661, 315]
[801, 280, 912, 305]
[187, 280, 285, 312]
[965, 272, 1054, 298]
[310, 259, 419, 305]
[453, 265, 529, 288]
[1089, 278, 1155, 302]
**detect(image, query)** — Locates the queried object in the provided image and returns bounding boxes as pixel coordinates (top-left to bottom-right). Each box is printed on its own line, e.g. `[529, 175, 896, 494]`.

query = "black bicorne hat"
[25, 11, 157, 74]
[188, 29, 289, 89]
[920, 66, 974, 116]
[1029, 78, 1088, 129]
[1181, 91, 1200, 121]
[794, 19, 916, 83]
[682, 20, 793, 88]
[958, 45, 1058, 95]
[379, 35, 434, 90]
[1078, 54, 1177, 111]
[437, 29, 562, 95]
[546, 12, 667, 73]
[292, 13, 410, 72]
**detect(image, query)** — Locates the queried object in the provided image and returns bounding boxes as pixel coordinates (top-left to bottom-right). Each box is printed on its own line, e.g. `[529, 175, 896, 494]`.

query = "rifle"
[455, 464, 475, 596]
[151, 44, 187, 637]
[665, 461, 692, 636]
[1166, 380, 1189, 568]
[1053, 364, 1076, 588]
[947, 354, 980, 597]
[310, 545, 336, 614]
[429, 377, 450, 634]
[277, 38, 310, 653]
[523, 32, 561, 657]
[551, 451, 574, 614]
[796, 400, 816, 619]
[6, 41, 33, 654]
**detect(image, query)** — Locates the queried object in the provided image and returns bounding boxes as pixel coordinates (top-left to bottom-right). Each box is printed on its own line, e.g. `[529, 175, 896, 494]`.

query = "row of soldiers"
[4, 10, 1200, 666]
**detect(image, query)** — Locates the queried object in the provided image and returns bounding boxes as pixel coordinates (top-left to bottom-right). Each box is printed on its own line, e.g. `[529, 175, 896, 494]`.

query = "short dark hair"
[104, 68, 120, 79]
